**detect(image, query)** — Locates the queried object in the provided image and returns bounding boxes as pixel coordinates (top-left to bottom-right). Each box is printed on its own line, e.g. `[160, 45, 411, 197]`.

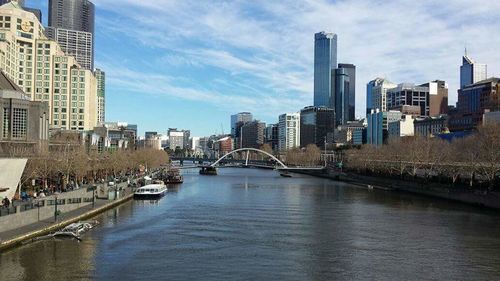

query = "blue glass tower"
[334, 68, 350, 126]
[313, 32, 337, 108]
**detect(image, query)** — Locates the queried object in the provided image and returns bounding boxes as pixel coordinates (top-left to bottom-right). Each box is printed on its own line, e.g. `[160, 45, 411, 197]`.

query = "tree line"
[345, 123, 500, 189]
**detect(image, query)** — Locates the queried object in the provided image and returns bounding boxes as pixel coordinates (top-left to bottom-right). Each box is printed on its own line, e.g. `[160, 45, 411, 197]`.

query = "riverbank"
[293, 169, 500, 210]
[0, 187, 134, 252]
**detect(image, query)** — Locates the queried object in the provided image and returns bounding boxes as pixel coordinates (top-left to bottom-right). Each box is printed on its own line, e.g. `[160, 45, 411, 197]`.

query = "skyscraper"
[95, 69, 105, 124]
[300, 106, 335, 148]
[460, 54, 487, 89]
[337, 63, 356, 121]
[334, 68, 350, 126]
[230, 112, 253, 136]
[48, 0, 95, 70]
[313, 32, 337, 108]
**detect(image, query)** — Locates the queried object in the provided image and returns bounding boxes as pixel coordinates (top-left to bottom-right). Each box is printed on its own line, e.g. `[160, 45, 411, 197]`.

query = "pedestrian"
[4, 197, 10, 209]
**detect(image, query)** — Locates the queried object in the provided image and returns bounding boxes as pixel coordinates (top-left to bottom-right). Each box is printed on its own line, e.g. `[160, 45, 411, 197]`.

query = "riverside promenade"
[0, 181, 134, 251]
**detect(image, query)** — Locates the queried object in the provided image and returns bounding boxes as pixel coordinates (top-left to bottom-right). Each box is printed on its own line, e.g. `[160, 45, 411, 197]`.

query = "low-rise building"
[367, 109, 402, 145]
[388, 114, 416, 138]
[414, 115, 448, 137]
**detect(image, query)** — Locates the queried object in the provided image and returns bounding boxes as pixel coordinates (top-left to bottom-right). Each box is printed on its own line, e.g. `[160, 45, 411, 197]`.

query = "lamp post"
[54, 195, 58, 222]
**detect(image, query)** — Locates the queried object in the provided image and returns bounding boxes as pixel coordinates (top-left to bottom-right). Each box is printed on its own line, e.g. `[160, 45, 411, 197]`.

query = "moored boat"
[134, 181, 167, 199]
[165, 169, 184, 184]
[199, 166, 217, 175]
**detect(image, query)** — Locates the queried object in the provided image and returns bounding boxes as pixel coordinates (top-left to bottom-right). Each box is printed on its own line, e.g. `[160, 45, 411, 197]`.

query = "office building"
[0, 71, 49, 156]
[388, 114, 416, 138]
[48, 0, 95, 70]
[367, 109, 402, 146]
[333, 68, 350, 126]
[214, 136, 232, 157]
[450, 78, 500, 131]
[368, 78, 397, 113]
[95, 68, 105, 124]
[230, 112, 252, 136]
[387, 83, 430, 116]
[92, 122, 136, 151]
[278, 113, 300, 151]
[422, 80, 449, 116]
[338, 63, 356, 121]
[168, 128, 190, 150]
[240, 120, 265, 149]
[300, 106, 335, 148]
[264, 123, 278, 151]
[145, 131, 158, 139]
[335, 121, 366, 145]
[460, 54, 487, 89]
[414, 116, 448, 137]
[314, 31, 337, 108]
[0, 3, 99, 131]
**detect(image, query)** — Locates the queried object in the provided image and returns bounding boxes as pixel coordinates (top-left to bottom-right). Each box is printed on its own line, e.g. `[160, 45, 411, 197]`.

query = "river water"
[2, 168, 500, 280]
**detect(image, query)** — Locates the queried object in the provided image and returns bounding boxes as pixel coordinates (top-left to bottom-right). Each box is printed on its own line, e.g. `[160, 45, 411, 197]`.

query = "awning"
[0, 158, 27, 201]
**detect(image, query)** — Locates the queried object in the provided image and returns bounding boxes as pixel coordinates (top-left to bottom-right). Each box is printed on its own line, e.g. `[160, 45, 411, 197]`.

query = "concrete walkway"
[0, 183, 131, 243]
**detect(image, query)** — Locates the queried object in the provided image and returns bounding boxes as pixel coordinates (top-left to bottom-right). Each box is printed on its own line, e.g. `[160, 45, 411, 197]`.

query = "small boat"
[134, 181, 167, 199]
[165, 169, 184, 184]
[199, 166, 217, 175]
[280, 172, 292, 178]
[51, 221, 99, 240]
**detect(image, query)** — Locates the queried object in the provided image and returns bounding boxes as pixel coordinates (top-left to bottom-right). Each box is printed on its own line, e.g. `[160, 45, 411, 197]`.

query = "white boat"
[51, 221, 99, 240]
[134, 181, 167, 199]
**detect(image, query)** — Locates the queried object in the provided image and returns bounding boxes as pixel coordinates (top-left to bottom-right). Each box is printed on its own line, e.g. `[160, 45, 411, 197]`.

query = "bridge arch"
[210, 148, 287, 169]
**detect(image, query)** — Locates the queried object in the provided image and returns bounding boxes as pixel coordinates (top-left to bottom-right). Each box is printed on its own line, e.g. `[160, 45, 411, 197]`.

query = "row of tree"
[345, 123, 500, 188]
[21, 148, 169, 191]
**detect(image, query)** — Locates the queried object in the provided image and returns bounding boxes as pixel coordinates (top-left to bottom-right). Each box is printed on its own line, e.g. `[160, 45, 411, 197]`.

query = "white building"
[388, 114, 415, 138]
[372, 79, 397, 112]
[278, 113, 300, 151]
[168, 131, 184, 150]
[46, 27, 93, 70]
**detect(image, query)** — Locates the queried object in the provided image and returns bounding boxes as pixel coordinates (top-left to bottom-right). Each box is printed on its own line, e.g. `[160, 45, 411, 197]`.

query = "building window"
[12, 108, 27, 139]
[2, 107, 9, 138]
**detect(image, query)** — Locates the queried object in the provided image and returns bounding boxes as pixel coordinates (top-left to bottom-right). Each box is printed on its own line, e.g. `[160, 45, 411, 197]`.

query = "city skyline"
[27, 0, 500, 136]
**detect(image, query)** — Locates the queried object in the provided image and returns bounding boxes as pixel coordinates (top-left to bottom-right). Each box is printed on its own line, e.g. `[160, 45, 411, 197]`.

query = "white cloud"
[94, 0, 500, 120]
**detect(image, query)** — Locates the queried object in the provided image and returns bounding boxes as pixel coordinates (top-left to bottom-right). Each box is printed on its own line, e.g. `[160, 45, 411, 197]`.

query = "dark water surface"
[2, 168, 500, 281]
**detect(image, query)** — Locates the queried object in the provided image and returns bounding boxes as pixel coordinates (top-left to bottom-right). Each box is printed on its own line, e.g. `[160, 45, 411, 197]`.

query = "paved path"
[0, 184, 132, 242]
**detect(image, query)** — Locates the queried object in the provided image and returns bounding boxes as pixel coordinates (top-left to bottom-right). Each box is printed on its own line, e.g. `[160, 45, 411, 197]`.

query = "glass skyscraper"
[337, 63, 356, 122]
[313, 32, 337, 108]
[334, 68, 350, 126]
[460, 54, 487, 89]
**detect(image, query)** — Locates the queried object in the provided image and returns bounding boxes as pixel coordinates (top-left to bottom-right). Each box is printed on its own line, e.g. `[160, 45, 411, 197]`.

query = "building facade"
[334, 68, 350, 126]
[313, 31, 337, 108]
[264, 123, 278, 151]
[368, 78, 396, 113]
[300, 106, 335, 148]
[48, 0, 95, 70]
[230, 112, 252, 136]
[278, 113, 300, 151]
[337, 63, 356, 121]
[0, 3, 98, 131]
[240, 120, 265, 149]
[387, 114, 415, 138]
[460, 55, 487, 89]
[0, 71, 49, 155]
[367, 109, 402, 146]
[387, 83, 430, 117]
[95, 68, 105, 124]
[414, 116, 448, 137]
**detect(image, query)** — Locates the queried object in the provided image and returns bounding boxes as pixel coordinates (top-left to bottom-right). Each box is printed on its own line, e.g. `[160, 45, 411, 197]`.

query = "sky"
[27, 0, 500, 137]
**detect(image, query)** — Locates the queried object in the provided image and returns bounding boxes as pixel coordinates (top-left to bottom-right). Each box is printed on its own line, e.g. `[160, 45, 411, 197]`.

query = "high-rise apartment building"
[278, 113, 300, 151]
[313, 32, 337, 108]
[0, 3, 98, 131]
[230, 112, 252, 136]
[337, 63, 356, 121]
[95, 68, 105, 124]
[48, 0, 95, 70]
[460, 54, 487, 89]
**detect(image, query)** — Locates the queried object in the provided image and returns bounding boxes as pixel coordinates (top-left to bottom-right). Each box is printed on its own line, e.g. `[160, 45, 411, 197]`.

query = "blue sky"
[27, 0, 500, 137]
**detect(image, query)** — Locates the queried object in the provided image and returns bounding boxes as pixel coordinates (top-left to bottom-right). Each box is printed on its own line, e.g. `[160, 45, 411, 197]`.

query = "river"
[2, 168, 500, 280]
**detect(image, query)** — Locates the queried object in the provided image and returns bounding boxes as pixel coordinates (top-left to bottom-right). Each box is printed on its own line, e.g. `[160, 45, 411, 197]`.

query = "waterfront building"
[0, 2, 99, 131]
[460, 54, 487, 89]
[0, 71, 49, 156]
[387, 114, 416, 138]
[333, 68, 350, 126]
[264, 123, 278, 151]
[450, 78, 500, 131]
[240, 120, 265, 149]
[367, 109, 402, 146]
[95, 68, 105, 124]
[300, 106, 335, 148]
[337, 63, 356, 122]
[48, 0, 95, 70]
[168, 129, 185, 150]
[314, 31, 337, 108]
[278, 113, 300, 151]
[214, 136, 232, 157]
[230, 112, 252, 136]
[414, 115, 448, 137]
[368, 78, 397, 113]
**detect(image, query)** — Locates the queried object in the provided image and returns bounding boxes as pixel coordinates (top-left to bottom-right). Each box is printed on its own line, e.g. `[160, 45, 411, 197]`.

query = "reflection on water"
[2, 168, 500, 281]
